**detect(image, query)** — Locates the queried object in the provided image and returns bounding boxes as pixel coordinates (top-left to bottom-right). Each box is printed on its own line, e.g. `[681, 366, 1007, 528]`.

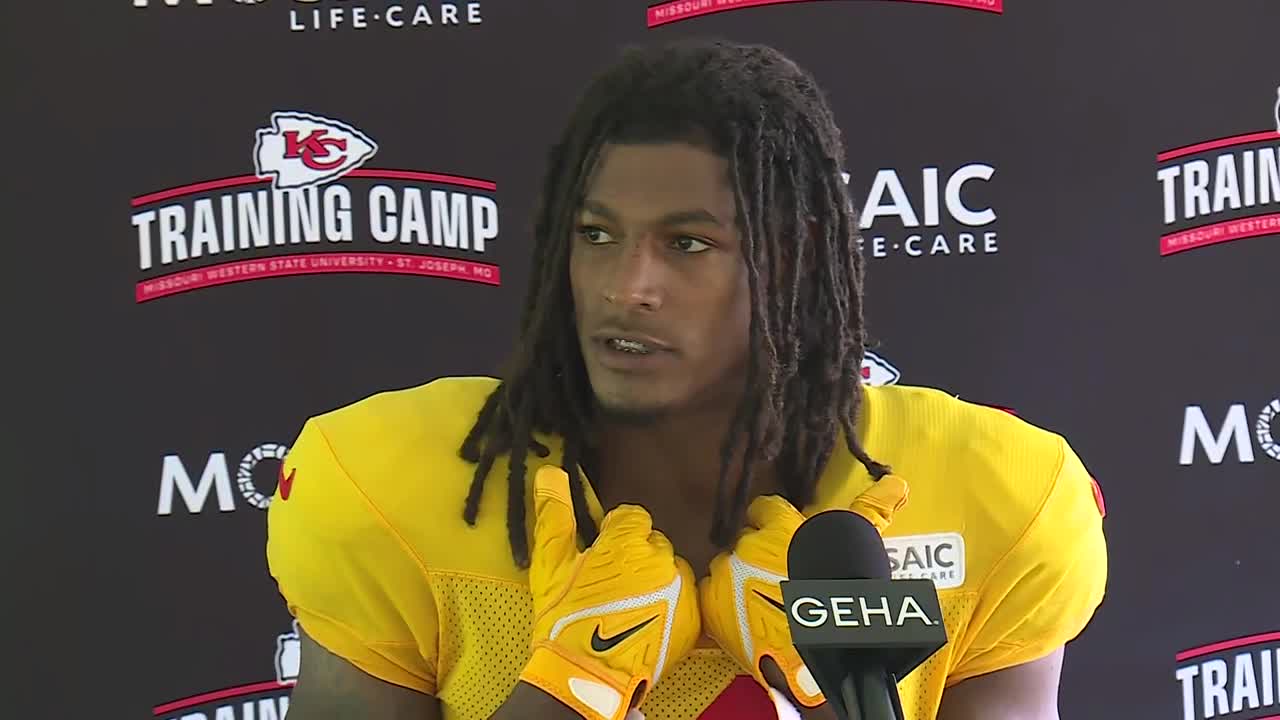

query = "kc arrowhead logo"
[861, 351, 902, 387]
[254, 110, 379, 191]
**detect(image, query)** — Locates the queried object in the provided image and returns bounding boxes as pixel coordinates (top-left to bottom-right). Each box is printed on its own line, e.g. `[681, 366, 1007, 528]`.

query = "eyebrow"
[581, 199, 726, 228]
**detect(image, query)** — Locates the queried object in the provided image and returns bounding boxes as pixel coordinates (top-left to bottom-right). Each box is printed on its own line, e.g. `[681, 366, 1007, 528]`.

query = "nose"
[603, 237, 664, 311]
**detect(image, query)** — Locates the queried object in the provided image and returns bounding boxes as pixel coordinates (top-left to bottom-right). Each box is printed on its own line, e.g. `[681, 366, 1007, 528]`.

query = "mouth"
[589, 332, 674, 370]
[603, 337, 658, 355]
[592, 331, 672, 355]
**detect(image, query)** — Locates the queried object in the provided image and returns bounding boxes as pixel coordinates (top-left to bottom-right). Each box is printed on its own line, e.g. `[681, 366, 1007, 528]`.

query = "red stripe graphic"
[1157, 130, 1279, 163]
[646, 0, 1001, 27]
[132, 175, 265, 207]
[136, 253, 501, 303]
[153, 680, 290, 716]
[345, 169, 497, 190]
[1175, 630, 1280, 662]
[1159, 212, 1280, 256]
[131, 170, 497, 207]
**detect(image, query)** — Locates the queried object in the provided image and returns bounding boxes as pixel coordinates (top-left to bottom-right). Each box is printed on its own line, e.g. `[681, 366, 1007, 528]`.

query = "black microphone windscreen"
[787, 509, 891, 581]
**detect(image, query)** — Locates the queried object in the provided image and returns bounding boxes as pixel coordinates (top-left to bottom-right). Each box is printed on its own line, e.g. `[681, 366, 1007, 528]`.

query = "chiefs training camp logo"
[648, 0, 1001, 28]
[132, 0, 486, 34]
[1156, 87, 1280, 256]
[130, 111, 500, 303]
[1175, 631, 1280, 720]
[152, 622, 298, 720]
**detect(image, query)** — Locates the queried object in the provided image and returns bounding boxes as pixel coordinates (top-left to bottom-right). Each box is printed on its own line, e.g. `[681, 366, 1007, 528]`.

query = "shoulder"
[865, 383, 1073, 503]
[863, 384, 1105, 591]
[264, 376, 507, 692]
[865, 385, 1108, 681]
[865, 383, 1068, 478]
[273, 375, 527, 578]
[308, 375, 501, 450]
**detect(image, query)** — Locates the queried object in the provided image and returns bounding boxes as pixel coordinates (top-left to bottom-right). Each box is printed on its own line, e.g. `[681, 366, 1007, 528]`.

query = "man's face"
[569, 141, 752, 422]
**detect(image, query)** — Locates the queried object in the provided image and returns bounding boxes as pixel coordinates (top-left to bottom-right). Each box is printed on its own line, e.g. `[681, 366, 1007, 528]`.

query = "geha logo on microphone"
[790, 594, 938, 629]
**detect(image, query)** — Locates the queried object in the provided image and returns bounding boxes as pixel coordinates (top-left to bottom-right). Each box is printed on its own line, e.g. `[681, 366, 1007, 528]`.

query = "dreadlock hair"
[458, 37, 891, 569]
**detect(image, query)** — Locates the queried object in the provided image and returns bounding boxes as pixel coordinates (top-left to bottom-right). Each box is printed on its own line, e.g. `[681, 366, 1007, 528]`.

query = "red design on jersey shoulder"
[1089, 476, 1106, 518]
[279, 467, 296, 501]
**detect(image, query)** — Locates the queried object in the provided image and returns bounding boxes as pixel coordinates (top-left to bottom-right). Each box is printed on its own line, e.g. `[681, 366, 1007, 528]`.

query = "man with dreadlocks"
[267, 38, 1107, 720]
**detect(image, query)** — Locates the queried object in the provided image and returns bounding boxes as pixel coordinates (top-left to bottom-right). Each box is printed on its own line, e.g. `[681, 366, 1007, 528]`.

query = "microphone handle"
[854, 666, 903, 720]
[839, 673, 863, 720]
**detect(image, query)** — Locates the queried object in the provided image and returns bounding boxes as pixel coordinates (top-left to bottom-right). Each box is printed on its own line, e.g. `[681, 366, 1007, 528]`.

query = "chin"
[593, 390, 673, 425]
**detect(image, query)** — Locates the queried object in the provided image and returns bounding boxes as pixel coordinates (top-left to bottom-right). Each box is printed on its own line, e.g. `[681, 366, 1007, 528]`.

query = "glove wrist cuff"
[520, 643, 647, 720]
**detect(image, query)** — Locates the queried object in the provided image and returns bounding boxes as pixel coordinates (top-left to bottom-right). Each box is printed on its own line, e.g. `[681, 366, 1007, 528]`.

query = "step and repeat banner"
[7, 1, 1276, 718]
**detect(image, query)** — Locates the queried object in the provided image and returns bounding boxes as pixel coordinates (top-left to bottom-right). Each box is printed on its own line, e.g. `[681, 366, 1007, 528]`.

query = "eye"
[672, 236, 713, 253]
[575, 225, 614, 244]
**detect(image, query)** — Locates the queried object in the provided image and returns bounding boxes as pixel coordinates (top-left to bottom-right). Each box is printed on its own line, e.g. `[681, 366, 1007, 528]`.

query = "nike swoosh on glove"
[698, 475, 910, 708]
[519, 466, 701, 720]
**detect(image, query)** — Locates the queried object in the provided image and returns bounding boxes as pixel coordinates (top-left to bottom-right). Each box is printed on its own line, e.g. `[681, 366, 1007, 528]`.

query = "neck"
[587, 404, 776, 513]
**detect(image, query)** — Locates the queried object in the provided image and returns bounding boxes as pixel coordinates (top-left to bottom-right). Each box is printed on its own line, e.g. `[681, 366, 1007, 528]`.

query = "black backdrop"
[6, 2, 1278, 719]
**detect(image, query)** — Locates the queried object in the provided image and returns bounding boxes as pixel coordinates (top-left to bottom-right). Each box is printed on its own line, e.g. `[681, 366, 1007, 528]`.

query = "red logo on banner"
[283, 129, 350, 172]
[254, 111, 378, 191]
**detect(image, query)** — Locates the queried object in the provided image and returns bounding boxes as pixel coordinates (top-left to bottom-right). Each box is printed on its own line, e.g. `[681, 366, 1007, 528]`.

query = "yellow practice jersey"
[266, 376, 1107, 719]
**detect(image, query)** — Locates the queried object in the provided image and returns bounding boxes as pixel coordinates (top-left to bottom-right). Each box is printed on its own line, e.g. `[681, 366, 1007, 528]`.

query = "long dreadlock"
[459, 38, 890, 569]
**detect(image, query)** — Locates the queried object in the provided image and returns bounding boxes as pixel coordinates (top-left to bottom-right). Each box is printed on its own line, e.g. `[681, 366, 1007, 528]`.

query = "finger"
[745, 495, 804, 533]
[673, 555, 701, 626]
[532, 465, 579, 568]
[646, 528, 675, 558]
[848, 474, 909, 532]
[674, 554, 697, 586]
[699, 550, 731, 604]
[599, 503, 654, 540]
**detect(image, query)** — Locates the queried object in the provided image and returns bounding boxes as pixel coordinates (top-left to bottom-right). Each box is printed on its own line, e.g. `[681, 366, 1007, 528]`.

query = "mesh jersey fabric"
[265, 376, 1108, 719]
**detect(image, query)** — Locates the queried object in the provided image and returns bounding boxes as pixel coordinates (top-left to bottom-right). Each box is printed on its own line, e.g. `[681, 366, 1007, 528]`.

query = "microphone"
[780, 510, 949, 720]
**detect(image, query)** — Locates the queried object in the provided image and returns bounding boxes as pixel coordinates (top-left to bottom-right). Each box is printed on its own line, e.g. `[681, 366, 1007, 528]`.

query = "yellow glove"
[698, 476, 910, 708]
[520, 466, 701, 720]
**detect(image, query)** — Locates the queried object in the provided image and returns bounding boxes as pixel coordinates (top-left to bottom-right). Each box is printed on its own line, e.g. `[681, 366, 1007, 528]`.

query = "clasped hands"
[519, 465, 907, 720]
